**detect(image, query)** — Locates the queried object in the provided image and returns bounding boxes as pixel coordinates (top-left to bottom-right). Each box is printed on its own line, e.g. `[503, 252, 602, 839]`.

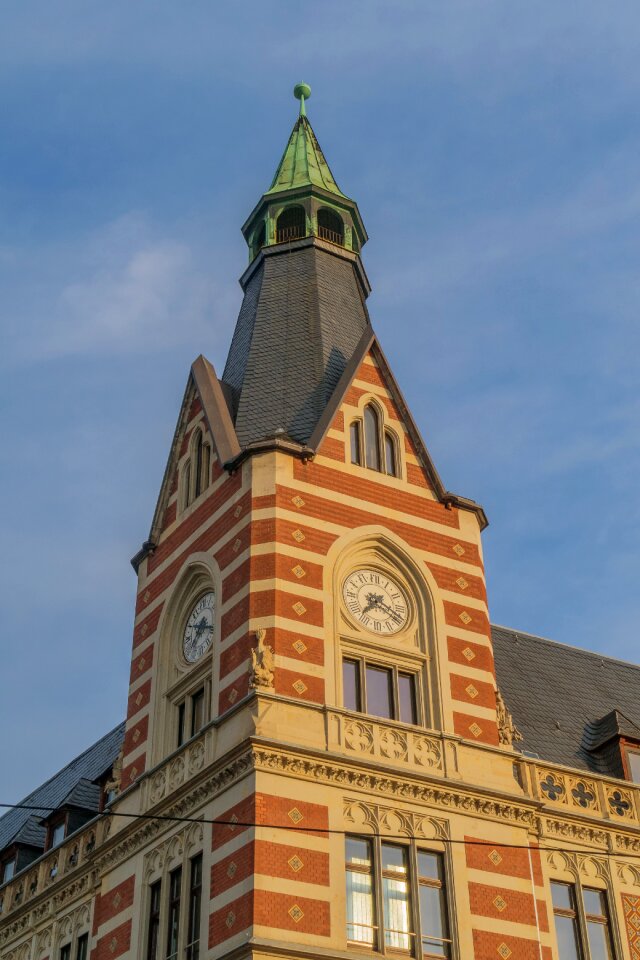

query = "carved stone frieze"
[340, 715, 443, 771]
[252, 747, 535, 827]
[543, 817, 608, 847]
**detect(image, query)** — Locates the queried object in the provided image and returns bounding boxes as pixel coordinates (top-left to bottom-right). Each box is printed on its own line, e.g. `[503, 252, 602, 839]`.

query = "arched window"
[276, 206, 306, 243]
[182, 461, 192, 510]
[350, 421, 362, 465]
[194, 431, 204, 499]
[384, 430, 398, 477]
[253, 221, 266, 257]
[317, 208, 344, 245]
[364, 404, 381, 471]
[202, 443, 211, 491]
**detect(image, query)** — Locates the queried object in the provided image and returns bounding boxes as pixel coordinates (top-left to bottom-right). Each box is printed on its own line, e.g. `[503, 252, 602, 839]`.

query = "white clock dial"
[183, 591, 215, 663]
[342, 569, 409, 635]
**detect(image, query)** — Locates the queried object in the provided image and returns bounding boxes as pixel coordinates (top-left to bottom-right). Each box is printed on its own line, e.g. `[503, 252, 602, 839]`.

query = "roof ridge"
[492, 623, 640, 672]
[0, 720, 125, 820]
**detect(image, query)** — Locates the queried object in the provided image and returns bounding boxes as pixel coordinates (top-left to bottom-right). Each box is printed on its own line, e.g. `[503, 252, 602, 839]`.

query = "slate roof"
[492, 625, 640, 775]
[0, 722, 124, 854]
[222, 240, 370, 447]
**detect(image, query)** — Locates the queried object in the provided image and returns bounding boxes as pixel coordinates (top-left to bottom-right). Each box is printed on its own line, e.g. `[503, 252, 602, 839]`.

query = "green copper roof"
[266, 113, 347, 198]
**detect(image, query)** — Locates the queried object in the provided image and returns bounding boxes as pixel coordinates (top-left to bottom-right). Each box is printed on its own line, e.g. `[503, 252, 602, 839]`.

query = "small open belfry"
[2, 85, 640, 960]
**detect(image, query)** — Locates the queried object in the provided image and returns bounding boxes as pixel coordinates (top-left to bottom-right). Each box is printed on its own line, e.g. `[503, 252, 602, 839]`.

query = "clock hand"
[374, 599, 403, 624]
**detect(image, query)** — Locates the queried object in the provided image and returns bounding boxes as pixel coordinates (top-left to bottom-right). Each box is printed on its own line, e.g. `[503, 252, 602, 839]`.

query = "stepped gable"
[492, 624, 640, 774]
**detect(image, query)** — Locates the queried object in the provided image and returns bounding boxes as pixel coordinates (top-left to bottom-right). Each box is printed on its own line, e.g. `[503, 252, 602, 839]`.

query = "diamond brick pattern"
[459, 611, 472, 625]
[227, 861, 237, 878]
[228, 688, 238, 704]
[135, 692, 143, 706]
[292, 495, 305, 508]
[465, 684, 479, 700]
[453, 543, 465, 557]
[292, 565, 306, 579]
[132, 729, 140, 743]
[462, 647, 475, 661]
[288, 904, 304, 923]
[493, 895, 507, 912]
[234, 505, 243, 518]
[292, 679, 308, 694]
[456, 576, 469, 590]
[288, 854, 304, 873]
[113, 892, 122, 909]
[469, 723, 482, 738]
[225, 910, 236, 928]
[138, 657, 146, 672]
[488, 849, 503, 866]
[292, 639, 307, 654]
[497, 944, 512, 959]
[141, 623, 148, 636]
[288, 807, 304, 824]
[292, 528, 305, 542]
[623, 894, 640, 959]
[109, 938, 118, 955]
[143, 590, 151, 602]
[292, 601, 307, 616]
[233, 538, 242, 553]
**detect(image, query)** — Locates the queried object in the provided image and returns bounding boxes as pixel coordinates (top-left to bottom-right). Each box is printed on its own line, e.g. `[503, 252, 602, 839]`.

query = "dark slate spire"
[222, 85, 371, 449]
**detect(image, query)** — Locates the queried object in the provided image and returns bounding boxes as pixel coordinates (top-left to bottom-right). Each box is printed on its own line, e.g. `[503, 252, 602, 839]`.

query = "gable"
[145, 356, 240, 549]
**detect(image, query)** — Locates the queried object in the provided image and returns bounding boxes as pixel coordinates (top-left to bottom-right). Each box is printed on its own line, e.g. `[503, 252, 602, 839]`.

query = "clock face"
[182, 591, 215, 663]
[342, 569, 409, 635]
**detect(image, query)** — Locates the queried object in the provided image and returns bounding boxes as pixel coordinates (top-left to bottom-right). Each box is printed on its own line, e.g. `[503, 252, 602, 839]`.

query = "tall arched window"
[276, 206, 306, 243]
[317, 208, 344, 245]
[182, 462, 192, 510]
[384, 430, 398, 477]
[364, 404, 381, 471]
[350, 421, 362, 465]
[194, 431, 204, 499]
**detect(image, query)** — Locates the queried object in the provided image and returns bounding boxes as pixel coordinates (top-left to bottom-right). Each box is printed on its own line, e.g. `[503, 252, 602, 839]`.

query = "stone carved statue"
[496, 689, 523, 747]
[249, 629, 275, 689]
[103, 745, 124, 799]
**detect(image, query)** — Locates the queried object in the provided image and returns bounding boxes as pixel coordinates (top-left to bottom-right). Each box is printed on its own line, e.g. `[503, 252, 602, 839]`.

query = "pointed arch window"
[350, 421, 362, 465]
[181, 429, 213, 513]
[364, 405, 381, 471]
[384, 430, 398, 477]
[182, 462, 192, 510]
[317, 207, 344, 246]
[276, 205, 306, 243]
[194, 431, 204, 500]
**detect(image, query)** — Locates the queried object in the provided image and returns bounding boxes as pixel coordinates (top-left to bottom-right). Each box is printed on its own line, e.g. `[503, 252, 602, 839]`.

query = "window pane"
[418, 852, 442, 882]
[343, 659, 361, 712]
[553, 915, 582, 960]
[419, 886, 449, 957]
[551, 881, 574, 911]
[52, 822, 66, 847]
[147, 880, 162, 960]
[76, 934, 89, 960]
[187, 854, 203, 960]
[385, 432, 397, 476]
[587, 921, 613, 960]
[177, 702, 186, 748]
[346, 838, 375, 945]
[398, 673, 417, 725]
[2, 860, 15, 883]
[166, 867, 182, 960]
[628, 751, 640, 783]
[60, 946, 71, 960]
[583, 888, 607, 918]
[366, 665, 393, 719]
[191, 688, 205, 737]
[350, 422, 361, 465]
[381, 845, 412, 951]
[364, 405, 381, 471]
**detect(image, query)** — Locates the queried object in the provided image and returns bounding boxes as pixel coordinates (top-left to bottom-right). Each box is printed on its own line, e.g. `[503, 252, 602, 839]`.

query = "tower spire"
[294, 80, 310, 117]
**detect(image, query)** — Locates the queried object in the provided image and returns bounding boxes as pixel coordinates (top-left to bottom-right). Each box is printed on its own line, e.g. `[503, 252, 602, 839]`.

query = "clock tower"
[111, 84, 508, 960]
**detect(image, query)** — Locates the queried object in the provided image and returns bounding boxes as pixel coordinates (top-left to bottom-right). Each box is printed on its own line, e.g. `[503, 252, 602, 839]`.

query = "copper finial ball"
[293, 82, 311, 102]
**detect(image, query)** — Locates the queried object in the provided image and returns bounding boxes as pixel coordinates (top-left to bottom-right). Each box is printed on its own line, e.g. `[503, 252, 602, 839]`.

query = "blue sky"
[2, 1, 639, 803]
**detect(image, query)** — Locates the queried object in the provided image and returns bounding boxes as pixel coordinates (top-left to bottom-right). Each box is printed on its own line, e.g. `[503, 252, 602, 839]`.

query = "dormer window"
[50, 820, 66, 849]
[351, 403, 400, 478]
[317, 207, 344, 245]
[625, 748, 640, 783]
[276, 205, 306, 243]
[2, 857, 15, 884]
